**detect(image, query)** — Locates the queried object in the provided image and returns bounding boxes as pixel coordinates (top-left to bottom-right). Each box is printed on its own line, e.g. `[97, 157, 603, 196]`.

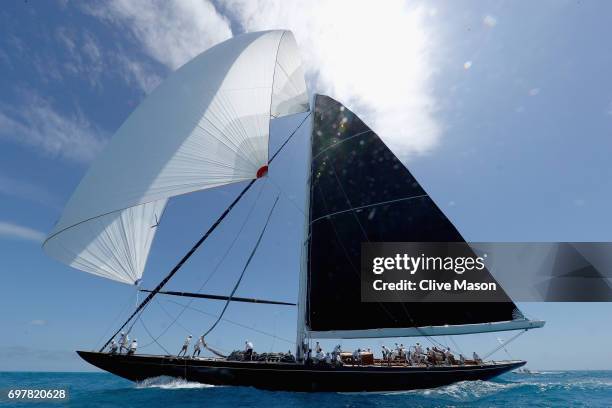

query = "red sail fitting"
[256, 165, 269, 178]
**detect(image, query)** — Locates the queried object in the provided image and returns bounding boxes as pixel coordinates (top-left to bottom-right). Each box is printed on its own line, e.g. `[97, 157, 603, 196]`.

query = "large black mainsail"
[305, 94, 539, 338]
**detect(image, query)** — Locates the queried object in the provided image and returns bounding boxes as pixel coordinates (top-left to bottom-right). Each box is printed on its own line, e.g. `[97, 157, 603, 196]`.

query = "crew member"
[415, 342, 423, 356]
[352, 348, 362, 365]
[178, 335, 192, 357]
[332, 344, 342, 361]
[381, 345, 389, 360]
[335, 352, 343, 366]
[315, 349, 325, 363]
[127, 339, 138, 355]
[473, 351, 482, 364]
[108, 340, 118, 354]
[118, 332, 129, 354]
[426, 347, 434, 365]
[245, 340, 254, 360]
[193, 335, 204, 358]
[445, 347, 456, 365]
[306, 348, 312, 365]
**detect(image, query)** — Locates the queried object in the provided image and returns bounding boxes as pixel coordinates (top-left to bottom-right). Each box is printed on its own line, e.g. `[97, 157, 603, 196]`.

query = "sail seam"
[310, 194, 428, 225]
[312, 130, 373, 160]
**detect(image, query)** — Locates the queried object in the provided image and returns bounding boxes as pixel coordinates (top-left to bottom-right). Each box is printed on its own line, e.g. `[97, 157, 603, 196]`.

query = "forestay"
[43, 30, 309, 285]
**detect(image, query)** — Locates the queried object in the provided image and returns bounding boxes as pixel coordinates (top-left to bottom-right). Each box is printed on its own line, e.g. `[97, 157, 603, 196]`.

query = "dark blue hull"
[77, 351, 524, 392]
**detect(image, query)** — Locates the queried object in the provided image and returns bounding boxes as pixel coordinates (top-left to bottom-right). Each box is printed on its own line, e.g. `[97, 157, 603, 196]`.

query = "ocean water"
[1, 370, 610, 407]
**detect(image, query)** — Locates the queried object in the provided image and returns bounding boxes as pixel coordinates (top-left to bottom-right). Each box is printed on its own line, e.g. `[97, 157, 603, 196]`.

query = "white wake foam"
[136, 376, 217, 389]
[383, 380, 522, 400]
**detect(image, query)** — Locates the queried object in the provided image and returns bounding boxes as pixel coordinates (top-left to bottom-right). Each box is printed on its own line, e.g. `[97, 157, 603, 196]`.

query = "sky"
[1, 0, 611, 371]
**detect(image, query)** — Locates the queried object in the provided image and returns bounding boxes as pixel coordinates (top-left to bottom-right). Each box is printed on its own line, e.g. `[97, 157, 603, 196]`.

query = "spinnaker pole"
[99, 112, 311, 352]
[139, 290, 296, 306]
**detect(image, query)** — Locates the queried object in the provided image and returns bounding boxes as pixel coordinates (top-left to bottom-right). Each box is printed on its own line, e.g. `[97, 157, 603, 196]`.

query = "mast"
[295, 97, 315, 362]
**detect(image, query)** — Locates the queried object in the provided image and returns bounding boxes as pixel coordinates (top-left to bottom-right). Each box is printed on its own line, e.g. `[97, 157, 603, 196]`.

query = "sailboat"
[43, 30, 544, 392]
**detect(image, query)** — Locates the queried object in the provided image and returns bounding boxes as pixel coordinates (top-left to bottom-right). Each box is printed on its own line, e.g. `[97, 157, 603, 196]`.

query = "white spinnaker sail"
[43, 30, 309, 285]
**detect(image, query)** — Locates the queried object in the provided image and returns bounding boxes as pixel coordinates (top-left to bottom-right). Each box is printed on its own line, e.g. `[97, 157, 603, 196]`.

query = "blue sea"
[1, 371, 610, 407]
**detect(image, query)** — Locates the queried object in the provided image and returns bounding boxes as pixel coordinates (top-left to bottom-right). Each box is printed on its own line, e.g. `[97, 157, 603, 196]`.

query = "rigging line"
[482, 329, 527, 360]
[266, 113, 310, 217]
[166, 299, 294, 345]
[312, 156, 444, 348]
[329, 157, 369, 241]
[93, 287, 138, 350]
[270, 112, 311, 162]
[325, 153, 430, 343]
[449, 336, 464, 356]
[126, 287, 151, 338]
[138, 293, 206, 349]
[311, 130, 373, 161]
[266, 175, 305, 216]
[139, 316, 171, 355]
[202, 195, 280, 338]
[313, 184, 398, 324]
[140, 181, 267, 347]
[317, 171, 455, 351]
[125, 304, 146, 337]
[496, 337, 514, 360]
[100, 179, 256, 352]
[155, 297, 194, 335]
[100, 112, 311, 352]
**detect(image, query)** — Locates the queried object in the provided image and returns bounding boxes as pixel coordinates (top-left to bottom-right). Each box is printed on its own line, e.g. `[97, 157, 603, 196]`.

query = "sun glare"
[302, 1, 440, 157]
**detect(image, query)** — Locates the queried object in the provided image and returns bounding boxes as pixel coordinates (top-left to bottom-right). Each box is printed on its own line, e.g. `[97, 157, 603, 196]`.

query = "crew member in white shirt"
[127, 339, 138, 355]
[245, 340, 254, 360]
[118, 332, 129, 354]
[193, 335, 204, 358]
[178, 335, 192, 357]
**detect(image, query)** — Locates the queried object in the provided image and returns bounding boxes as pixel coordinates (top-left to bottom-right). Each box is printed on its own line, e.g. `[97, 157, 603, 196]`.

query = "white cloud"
[53, 26, 160, 93]
[55, 27, 105, 88]
[223, 0, 442, 157]
[0, 174, 60, 209]
[0, 221, 46, 243]
[0, 92, 106, 162]
[116, 54, 162, 94]
[85, 0, 442, 157]
[529, 88, 541, 96]
[30, 319, 47, 326]
[85, 0, 233, 70]
[483, 15, 498, 27]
